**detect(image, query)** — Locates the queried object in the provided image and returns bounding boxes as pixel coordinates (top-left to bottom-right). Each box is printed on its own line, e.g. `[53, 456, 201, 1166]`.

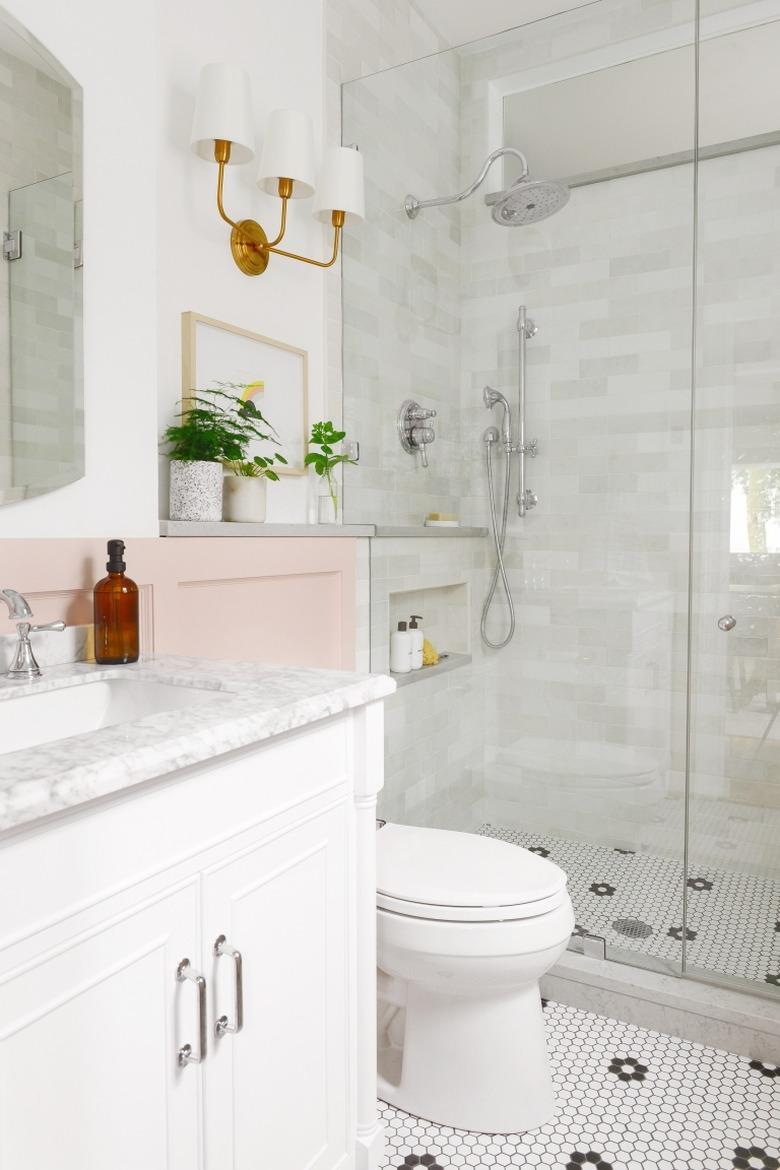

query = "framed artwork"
[181, 311, 309, 475]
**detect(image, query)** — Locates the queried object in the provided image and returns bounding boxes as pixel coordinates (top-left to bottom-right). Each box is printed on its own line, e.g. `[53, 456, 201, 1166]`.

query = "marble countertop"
[0, 656, 395, 835]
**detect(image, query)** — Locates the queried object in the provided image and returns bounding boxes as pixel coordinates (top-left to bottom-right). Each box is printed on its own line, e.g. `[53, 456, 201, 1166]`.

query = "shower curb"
[542, 952, 780, 1062]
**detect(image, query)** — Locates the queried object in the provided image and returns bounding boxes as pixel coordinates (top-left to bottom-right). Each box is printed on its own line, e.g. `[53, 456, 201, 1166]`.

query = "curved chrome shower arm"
[404, 147, 529, 219]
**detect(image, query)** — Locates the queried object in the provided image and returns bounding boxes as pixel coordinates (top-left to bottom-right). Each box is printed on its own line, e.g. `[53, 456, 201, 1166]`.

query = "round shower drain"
[612, 917, 653, 939]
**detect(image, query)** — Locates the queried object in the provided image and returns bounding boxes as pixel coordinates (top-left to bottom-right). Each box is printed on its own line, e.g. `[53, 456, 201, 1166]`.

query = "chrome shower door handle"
[214, 935, 244, 1038]
[176, 958, 207, 1067]
[717, 615, 737, 632]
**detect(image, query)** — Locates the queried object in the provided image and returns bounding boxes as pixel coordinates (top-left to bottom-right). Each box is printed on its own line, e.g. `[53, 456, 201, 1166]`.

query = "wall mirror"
[0, 6, 83, 504]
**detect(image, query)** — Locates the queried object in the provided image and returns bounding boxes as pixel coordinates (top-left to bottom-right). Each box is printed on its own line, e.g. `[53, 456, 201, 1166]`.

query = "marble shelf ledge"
[390, 651, 471, 688]
[160, 520, 375, 538]
[160, 521, 488, 539]
[373, 525, 487, 539]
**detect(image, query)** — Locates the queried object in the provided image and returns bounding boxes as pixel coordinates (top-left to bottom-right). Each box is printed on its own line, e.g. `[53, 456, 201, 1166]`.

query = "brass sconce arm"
[267, 211, 345, 269]
[211, 140, 346, 276]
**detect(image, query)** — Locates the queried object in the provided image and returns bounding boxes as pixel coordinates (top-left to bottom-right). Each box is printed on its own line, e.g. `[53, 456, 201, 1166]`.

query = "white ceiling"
[413, 0, 599, 47]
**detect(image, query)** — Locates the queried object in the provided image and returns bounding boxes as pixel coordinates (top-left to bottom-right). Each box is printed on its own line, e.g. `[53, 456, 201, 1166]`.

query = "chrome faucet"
[0, 588, 33, 621]
[1, 588, 66, 680]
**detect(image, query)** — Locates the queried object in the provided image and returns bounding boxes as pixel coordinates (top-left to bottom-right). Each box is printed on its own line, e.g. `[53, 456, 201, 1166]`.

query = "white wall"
[156, 0, 330, 525]
[0, 0, 158, 537]
[0, 0, 329, 536]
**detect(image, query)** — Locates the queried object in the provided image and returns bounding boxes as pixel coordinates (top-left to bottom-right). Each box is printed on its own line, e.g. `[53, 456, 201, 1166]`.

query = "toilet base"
[378, 979, 555, 1134]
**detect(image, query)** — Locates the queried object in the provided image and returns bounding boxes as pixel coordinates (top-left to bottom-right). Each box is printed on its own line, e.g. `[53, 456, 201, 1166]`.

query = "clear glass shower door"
[684, 4, 780, 994]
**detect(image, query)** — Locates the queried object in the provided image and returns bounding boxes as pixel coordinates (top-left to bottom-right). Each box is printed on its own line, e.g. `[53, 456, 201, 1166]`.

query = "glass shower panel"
[684, 7, 780, 993]
[7, 172, 83, 495]
[341, 0, 699, 977]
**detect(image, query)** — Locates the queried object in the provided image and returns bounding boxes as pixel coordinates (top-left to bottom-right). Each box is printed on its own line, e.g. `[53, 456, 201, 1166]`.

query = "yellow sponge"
[422, 638, 439, 667]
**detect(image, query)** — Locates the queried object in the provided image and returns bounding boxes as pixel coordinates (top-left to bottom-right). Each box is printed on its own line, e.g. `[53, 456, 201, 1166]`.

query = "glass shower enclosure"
[340, 0, 780, 998]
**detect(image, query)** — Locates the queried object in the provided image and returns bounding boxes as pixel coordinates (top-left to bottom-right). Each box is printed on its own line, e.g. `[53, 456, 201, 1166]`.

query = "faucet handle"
[6, 619, 66, 680]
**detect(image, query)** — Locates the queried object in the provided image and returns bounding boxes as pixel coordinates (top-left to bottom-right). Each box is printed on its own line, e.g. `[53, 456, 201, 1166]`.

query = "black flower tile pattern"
[566, 1153, 613, 1169]
[589, 882, 616, 897]
[607, 1056, 648, 1082]
[528, 845, 551, 858]
[687, 876, 714, 892]
[478, 825, 780, 984]
[379, 1001, 780, 1170]
[750, 1061, 780, 1079]
[667, 925, 697, 942]
[732, 1146, 779, 1169]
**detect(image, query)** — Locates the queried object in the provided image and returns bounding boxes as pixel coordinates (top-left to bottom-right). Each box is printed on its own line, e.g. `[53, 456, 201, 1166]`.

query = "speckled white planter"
[169, 460, 223, 522]
[224, 476, 267, 523]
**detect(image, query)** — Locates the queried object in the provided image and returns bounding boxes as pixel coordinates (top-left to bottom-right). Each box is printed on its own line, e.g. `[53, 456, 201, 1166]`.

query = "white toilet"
[376, 823, 574, 1135]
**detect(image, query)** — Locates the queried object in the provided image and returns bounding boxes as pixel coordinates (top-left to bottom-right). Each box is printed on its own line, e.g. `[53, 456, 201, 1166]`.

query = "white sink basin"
[0, 677, 232, 755]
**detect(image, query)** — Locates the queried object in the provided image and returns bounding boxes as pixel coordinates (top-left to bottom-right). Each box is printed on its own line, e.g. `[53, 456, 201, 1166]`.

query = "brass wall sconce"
[191, 64, 364, 277]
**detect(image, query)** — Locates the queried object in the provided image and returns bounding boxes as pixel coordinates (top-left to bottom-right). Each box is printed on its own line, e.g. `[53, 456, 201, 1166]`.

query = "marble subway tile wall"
[371, 535, 489, 828]
[0, 47, 79, 492]
[324, 0, 448, 469]
[341, 53, 466, 525]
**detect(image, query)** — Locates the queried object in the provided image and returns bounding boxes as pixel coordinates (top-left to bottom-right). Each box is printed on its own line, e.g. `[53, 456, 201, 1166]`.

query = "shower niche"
[383, 582, 471, 683]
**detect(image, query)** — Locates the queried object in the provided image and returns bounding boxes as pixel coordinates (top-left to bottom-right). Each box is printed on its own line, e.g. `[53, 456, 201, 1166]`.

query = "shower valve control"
[399, 399, 437, 468]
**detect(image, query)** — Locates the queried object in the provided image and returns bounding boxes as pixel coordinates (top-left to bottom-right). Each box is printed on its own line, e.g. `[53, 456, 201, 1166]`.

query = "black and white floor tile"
[479, 824, 780, 987]
[380, 1001, 780, 1170]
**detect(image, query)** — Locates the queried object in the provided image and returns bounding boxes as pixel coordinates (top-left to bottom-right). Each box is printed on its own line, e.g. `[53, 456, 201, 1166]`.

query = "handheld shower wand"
[481, 386, 516, 650]
[483, 386, 512, 450]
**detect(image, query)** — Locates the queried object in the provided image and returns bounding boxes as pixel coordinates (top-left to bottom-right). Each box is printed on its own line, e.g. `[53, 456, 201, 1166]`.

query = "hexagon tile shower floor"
[379, 1001, 779, 1170]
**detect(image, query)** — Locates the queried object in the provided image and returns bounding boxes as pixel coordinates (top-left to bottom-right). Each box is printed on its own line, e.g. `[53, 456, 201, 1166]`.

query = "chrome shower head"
[488, 176, 570, 226]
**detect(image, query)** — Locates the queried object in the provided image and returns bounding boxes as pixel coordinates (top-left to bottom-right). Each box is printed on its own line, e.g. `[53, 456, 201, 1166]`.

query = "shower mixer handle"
[398, 399, 437, 467]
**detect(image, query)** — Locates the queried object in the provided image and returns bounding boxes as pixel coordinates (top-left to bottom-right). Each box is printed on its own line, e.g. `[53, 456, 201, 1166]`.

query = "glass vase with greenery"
[304, 420, 357, 523]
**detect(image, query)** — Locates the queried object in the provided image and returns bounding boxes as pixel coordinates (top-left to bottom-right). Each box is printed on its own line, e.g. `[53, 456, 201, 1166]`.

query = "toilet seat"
[377, 823, 568, 923]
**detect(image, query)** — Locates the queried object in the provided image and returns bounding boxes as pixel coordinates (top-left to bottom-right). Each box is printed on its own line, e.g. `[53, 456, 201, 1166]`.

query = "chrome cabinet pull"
[214, 934, 244, 1038]
[176, 958, 207, 1067]
[718, 615, 737, 632]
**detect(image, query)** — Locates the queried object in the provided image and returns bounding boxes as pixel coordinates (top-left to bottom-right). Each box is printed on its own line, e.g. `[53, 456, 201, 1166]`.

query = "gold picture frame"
[181, 311, 309, 476]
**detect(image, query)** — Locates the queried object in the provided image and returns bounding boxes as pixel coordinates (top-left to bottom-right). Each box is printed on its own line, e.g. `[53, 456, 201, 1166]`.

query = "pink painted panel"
[0, 537, 357, 670]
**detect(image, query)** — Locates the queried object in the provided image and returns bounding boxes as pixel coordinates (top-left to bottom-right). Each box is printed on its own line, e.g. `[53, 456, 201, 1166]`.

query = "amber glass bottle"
[93, 539, 139, 664]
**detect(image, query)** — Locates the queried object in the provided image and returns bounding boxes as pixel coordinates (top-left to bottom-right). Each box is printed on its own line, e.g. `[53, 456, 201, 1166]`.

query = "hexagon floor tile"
[478, 824, 780, 987]
[379, 1000, 780, 1170]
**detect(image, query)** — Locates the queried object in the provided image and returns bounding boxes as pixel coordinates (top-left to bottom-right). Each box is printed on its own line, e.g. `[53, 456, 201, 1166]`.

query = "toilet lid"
[376, 824, 568, 920]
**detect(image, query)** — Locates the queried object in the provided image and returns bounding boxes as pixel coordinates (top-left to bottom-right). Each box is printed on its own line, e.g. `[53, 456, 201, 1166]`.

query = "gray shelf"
[160, 520, 487, 540]
[373, 525, 487, 539]
[390, 651, 472, 688]
[160, 520, 375, 538]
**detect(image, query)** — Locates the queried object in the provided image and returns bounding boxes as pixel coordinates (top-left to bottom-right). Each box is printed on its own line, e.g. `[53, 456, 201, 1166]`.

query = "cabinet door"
[0, 883, 202, 1170]
[202, 802, 350, 1170]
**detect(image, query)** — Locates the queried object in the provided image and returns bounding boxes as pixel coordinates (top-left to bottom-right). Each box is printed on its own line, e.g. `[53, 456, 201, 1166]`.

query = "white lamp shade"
[257, 109, 316, 198]
[190, 63, 255, 165]
[314, 146, 365, 224]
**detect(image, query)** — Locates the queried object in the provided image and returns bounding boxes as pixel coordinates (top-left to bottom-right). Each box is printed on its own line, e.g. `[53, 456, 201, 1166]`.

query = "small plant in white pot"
[162, 386, 283, 523]
[222, 453, 287, 523]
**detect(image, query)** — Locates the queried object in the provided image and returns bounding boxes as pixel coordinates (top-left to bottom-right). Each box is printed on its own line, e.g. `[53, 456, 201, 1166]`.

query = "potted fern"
[162, 385, 285, 522]
[304, 420, 357, 524]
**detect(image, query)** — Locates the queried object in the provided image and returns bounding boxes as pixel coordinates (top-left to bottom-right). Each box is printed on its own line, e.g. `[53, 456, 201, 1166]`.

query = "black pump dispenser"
[106, 539, 126, 573]
[410, 614, 422, 630]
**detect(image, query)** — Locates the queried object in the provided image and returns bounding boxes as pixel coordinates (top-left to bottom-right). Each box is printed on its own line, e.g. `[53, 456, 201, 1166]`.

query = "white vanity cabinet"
[0, 701, 385, 1170]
